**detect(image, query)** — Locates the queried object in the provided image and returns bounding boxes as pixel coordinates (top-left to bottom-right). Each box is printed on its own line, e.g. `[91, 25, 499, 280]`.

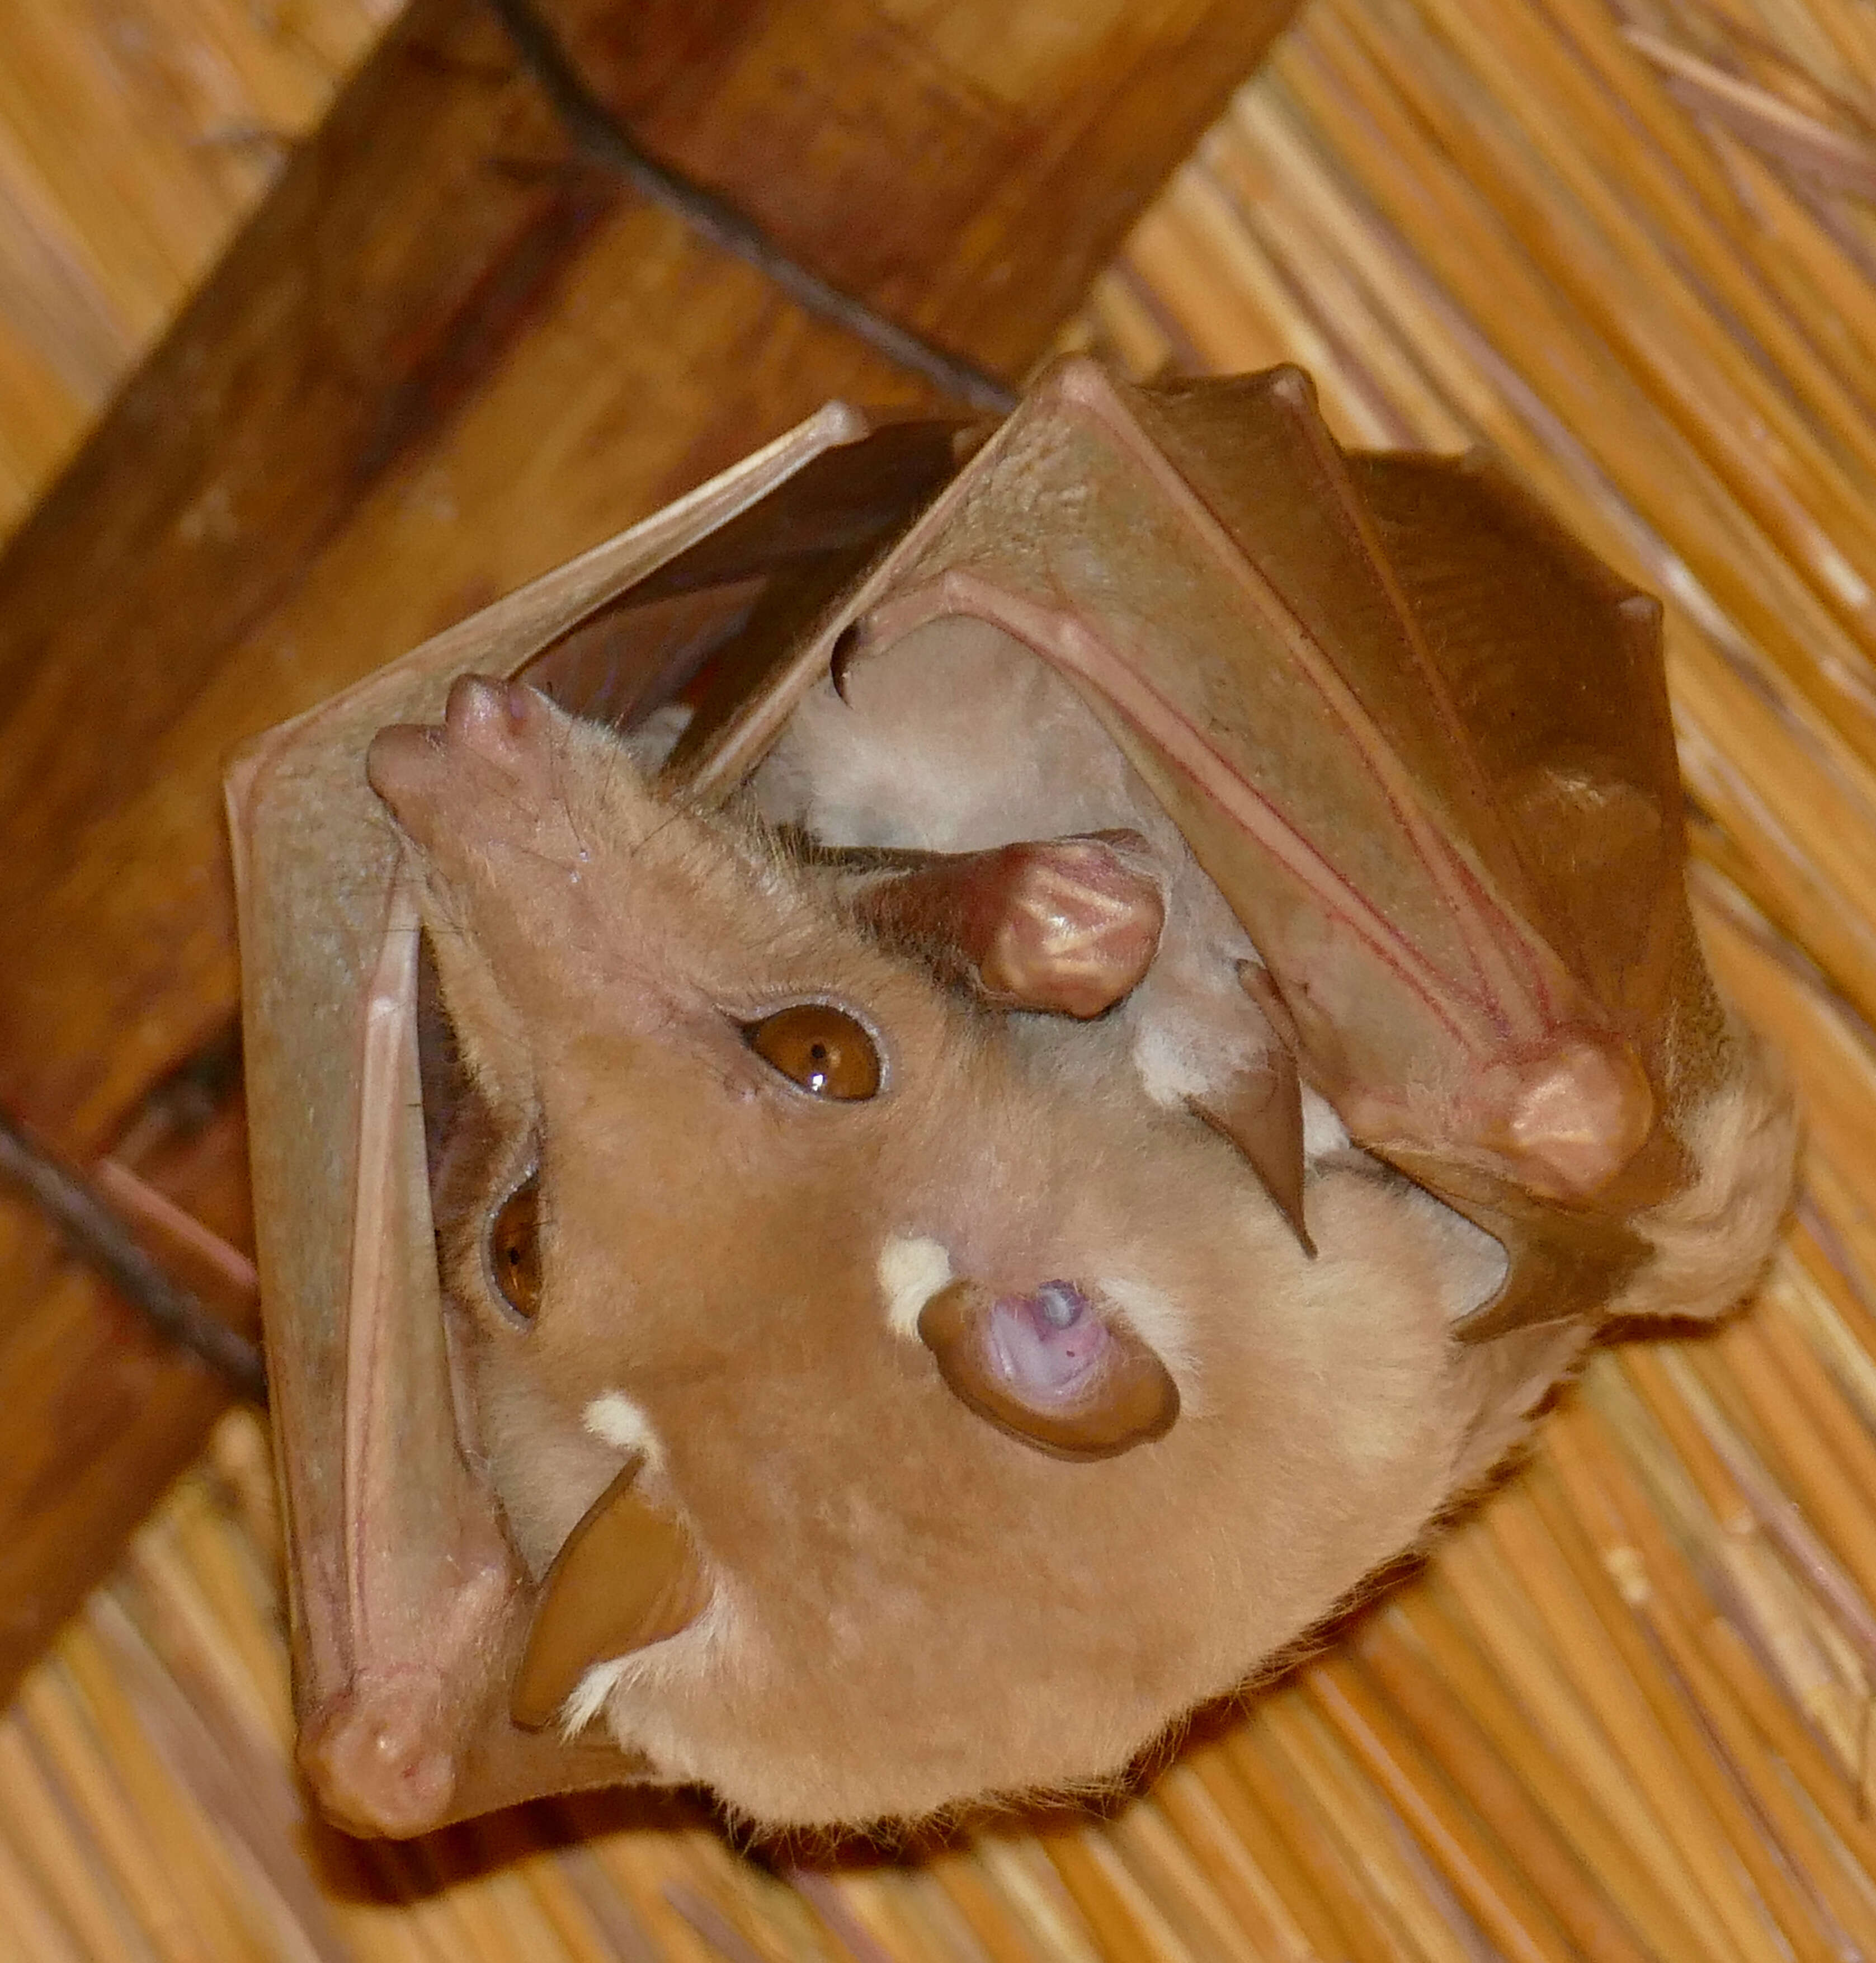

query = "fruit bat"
[227, 360, 1795, 1838]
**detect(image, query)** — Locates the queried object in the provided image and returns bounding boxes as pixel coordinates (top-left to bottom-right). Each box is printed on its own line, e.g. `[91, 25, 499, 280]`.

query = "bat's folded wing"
[691, 358, 1753, 1339]
[226, 403, 965, 1832]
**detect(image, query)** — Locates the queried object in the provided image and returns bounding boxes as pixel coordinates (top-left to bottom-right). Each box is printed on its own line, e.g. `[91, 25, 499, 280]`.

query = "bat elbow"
[298, 1683, 460, 1838]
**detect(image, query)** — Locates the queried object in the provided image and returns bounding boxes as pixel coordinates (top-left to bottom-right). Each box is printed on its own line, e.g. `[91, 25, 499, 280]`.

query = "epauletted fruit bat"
[228, 360, 1795, 1838]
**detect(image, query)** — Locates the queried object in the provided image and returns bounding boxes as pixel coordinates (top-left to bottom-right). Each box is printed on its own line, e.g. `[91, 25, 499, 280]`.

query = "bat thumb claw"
[1188, 1053, 1314, 1256]
[829, 620, 865, 702]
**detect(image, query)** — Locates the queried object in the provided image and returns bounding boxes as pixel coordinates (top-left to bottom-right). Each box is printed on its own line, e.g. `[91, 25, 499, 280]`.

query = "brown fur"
[372, 682, 1538, 1828]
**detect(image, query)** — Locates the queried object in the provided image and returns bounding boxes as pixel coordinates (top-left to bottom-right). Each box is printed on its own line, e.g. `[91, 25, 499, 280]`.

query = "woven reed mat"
[9, 1, 1876, 1957]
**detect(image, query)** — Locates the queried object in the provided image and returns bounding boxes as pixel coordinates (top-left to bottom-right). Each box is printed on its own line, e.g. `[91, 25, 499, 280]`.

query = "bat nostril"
[443, 672, 521, 746]
[364, 722, 445, 820]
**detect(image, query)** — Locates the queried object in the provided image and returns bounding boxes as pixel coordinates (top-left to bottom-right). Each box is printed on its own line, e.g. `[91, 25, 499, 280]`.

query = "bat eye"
[488, 1170, 542, 1322]
[746, 1003, 881, 1100]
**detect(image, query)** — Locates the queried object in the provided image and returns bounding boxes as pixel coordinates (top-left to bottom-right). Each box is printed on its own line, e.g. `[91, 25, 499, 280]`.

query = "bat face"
[366, 675, 1509, 1825]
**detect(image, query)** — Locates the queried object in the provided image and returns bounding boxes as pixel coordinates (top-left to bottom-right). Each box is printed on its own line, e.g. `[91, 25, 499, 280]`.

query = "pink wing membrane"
[837, 361, 1638, 1193]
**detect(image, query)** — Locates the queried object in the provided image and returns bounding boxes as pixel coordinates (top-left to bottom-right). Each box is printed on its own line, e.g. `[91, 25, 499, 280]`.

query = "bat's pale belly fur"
[377, 637, 1791, 1830]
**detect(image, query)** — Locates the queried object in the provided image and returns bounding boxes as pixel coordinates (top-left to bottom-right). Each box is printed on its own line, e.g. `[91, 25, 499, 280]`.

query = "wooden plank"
[0, 0, 1299, 1698]
[0, 0, 389, 531]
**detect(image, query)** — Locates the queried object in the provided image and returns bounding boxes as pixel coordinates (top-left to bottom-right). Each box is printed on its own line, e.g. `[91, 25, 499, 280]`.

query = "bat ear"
[851, 831, 1165, 1018]
[917, 1280, 1180, 1460]
[511, 1462, 710, 1731]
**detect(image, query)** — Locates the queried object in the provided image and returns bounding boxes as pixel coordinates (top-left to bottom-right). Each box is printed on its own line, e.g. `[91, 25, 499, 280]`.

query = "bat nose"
[364, 676, 550, 842]
[363, 718, 442, 823]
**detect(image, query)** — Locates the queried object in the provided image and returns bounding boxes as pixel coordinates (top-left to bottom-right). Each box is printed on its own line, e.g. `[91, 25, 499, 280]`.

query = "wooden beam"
[0, 0, 1298, 1697]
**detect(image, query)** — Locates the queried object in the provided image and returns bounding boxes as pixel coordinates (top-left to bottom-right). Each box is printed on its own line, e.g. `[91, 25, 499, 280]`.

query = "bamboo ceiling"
[6, 0, 1876, 1959]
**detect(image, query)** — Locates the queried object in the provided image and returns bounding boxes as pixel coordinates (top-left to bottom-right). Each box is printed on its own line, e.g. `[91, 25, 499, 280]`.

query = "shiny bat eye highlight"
[488, 1170, 542, 1322]
[747, 1004, 882, 1100]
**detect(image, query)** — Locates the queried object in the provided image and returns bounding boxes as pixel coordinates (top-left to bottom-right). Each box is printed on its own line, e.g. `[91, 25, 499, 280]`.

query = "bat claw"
[366, 675, 575, 862]
[1188, 1048, 1313, 1257]
[829, 620, 866, 703]
[1492, 1041, 1655, 1198]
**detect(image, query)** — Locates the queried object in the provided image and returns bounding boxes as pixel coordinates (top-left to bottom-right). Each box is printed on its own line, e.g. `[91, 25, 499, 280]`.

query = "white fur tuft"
[1610, 1031, 1798, 1321]
[1131, 1021, 1212, 1105]
[1097, 1274, 1198, 1386]
[878, 1236, 954, 1339]
[1300, 1090, 1351, 1160]
[583, 1390, 666, 1469]
[560, 1656, 633, 1738]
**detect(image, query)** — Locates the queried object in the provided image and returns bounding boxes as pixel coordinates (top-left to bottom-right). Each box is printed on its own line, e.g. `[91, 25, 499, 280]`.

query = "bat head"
[364, 675, 1514, 1827]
